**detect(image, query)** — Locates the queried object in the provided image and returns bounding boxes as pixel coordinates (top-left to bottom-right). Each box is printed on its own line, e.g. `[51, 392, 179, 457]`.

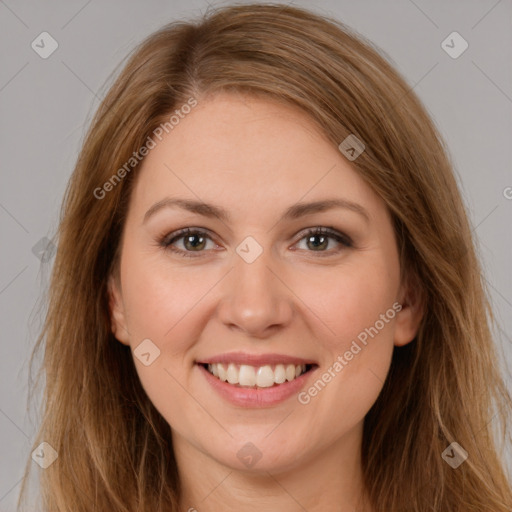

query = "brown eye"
[160, 228, 216, 258]
[295, 227, 352, 254]
[181, 233, 207, 251]
[305, 233, 329, 251]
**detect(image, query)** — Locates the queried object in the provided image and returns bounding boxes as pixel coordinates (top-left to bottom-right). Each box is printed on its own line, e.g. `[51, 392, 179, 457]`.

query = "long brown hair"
[19, 3, 511, 510]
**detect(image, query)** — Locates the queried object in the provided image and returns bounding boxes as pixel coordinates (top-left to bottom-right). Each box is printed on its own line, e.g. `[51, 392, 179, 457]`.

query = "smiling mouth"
[197, 362, 318, 388]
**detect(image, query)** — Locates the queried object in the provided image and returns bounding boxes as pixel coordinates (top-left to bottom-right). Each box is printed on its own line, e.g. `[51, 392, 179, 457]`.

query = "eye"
[159, 228, 218, 258]
[294, 227, 352, 255]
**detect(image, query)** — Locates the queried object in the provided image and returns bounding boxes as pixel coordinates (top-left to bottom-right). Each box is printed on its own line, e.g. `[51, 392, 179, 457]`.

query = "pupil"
[186, 234, 205, 250]
[308, 234, 327, 250]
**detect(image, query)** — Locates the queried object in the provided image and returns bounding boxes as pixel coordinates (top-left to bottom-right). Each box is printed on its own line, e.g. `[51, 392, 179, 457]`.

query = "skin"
[108, 92, 423, 512]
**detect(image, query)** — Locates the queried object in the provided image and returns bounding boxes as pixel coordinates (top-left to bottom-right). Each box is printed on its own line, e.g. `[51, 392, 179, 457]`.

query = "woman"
[19, 3, 512, 511]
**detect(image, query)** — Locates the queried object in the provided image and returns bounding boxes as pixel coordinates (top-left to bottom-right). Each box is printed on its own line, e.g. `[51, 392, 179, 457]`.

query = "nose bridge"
[217, 242, 293, 335]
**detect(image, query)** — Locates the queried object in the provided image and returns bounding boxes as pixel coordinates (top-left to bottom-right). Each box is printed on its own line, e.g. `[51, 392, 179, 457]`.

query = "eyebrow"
[143, 197, 370, 224]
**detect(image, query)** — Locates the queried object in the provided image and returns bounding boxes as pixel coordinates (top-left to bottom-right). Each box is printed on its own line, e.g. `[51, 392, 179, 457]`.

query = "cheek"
[118, 251, 213, 429]
[119, 245, 212, 343]
[297, 257, 398, 419]
[117, 249, 228, 421]
[313, 257, 399, 349]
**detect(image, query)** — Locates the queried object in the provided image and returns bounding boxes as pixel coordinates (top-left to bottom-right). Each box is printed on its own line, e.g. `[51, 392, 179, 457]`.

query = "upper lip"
[196, 352, 317, 367]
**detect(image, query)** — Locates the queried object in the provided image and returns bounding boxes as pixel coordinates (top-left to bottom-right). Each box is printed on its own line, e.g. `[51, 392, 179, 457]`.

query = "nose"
[216, 250, 294, 338]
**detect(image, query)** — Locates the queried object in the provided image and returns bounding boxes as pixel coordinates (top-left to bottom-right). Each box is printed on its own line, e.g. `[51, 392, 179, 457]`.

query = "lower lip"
[197, 363, 317, 408]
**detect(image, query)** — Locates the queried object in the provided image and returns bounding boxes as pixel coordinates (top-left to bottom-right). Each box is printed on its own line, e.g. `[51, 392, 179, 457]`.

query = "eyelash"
[158, 227, 353, 258]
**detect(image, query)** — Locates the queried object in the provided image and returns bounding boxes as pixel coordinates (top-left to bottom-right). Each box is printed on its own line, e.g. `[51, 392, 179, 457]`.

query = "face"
[108, 92, 422, 475]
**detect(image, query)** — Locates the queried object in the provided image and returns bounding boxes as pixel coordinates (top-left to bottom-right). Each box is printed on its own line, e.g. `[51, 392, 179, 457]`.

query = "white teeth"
[204, 362, 309, 387]
[285, 364, 296, 381]
[227, 363, 238, 384]
[217, 364, 228, 382]
[256, 366, 275, 387]
[239, 365, 256, 386]
[274, 364, 286, 384]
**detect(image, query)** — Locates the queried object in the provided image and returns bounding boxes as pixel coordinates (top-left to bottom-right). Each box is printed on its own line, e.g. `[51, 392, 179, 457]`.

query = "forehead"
[128, 93, 384, 222]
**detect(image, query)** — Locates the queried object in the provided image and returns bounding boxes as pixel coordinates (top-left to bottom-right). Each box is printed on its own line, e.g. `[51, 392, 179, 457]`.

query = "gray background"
[1, 0, 511, 509]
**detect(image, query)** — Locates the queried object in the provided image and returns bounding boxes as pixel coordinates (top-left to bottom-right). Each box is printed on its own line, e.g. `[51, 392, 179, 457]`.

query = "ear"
[393, 273, 424, 347]
[107, 275, 130, 346]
